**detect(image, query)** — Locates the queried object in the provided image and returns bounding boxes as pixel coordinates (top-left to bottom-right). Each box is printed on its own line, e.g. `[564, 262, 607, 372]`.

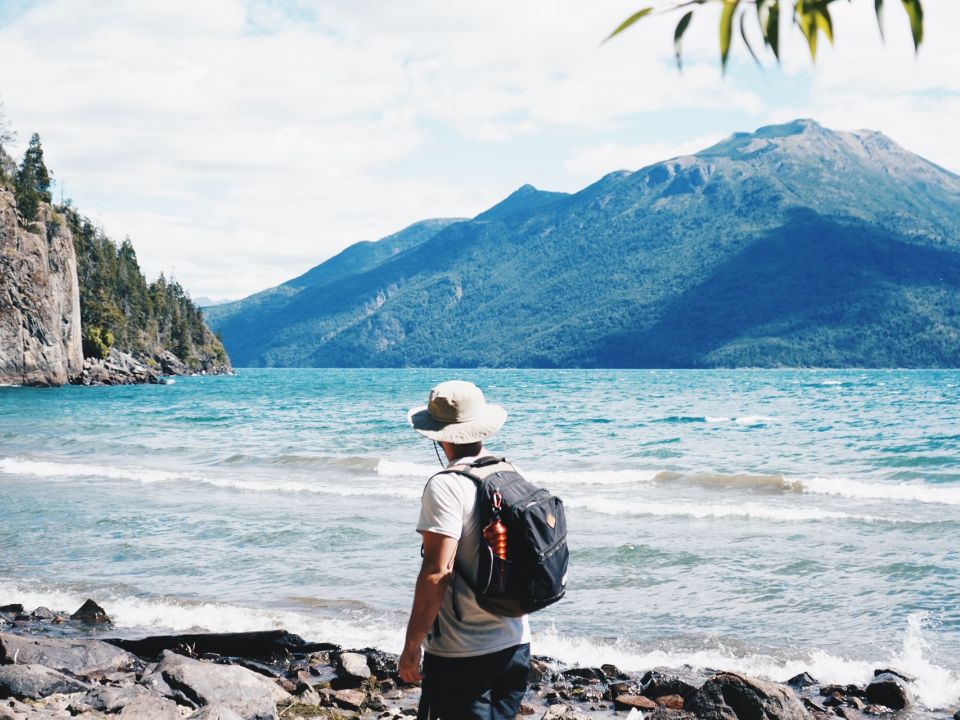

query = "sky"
[1, 0, 958, 301]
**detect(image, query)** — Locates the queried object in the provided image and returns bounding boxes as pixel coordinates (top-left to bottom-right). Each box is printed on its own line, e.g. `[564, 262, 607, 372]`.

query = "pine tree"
[14, 133, 52, 220]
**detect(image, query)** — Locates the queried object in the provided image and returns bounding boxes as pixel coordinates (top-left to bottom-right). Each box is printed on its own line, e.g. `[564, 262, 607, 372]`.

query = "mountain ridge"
[207, 119, 960, 368]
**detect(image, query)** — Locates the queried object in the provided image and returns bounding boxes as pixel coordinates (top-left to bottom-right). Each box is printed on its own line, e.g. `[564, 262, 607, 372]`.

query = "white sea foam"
[565, 496, 893, 523]
[376, 459, 659, 486]
[534, 617, 960, 709]
[735, 415, 776, 426]
[5, 577, 953, 709]
[0, 457, 184, 484]
[0, 457, 420, 501]
[800, 475, 960, 506]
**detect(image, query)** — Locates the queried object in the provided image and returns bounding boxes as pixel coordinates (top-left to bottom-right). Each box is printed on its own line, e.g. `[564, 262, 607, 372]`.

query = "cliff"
[0, 190, 82, 386]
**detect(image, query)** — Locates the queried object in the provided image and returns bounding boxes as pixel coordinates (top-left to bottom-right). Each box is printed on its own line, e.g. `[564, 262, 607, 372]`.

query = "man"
[399, 380, 531, 720]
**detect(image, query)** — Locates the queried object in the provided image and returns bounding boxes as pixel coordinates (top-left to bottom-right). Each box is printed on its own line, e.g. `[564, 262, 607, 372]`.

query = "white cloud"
[0, 0, 957, 298]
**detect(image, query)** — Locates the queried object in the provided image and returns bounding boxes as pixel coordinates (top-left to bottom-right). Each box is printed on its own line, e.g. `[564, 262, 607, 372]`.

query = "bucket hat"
[407, 380, 507, 444]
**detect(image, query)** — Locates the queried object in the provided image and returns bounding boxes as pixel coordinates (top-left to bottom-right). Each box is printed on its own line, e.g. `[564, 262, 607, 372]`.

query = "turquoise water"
[1, 369, 958, 707]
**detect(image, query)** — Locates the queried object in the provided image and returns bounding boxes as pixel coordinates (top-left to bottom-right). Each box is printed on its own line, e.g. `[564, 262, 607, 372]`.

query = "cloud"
[0, 0, 956, 298]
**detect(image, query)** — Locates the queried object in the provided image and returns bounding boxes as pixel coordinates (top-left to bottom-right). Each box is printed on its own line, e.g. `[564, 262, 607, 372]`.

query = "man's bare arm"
[398, 531, 458, 683]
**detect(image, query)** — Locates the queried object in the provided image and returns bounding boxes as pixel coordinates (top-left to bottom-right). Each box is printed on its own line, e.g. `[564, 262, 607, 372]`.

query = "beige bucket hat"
[407, 380, 507, 444]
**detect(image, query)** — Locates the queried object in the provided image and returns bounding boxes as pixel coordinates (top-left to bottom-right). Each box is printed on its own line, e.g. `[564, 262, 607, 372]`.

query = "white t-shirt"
[416, 457, 531, 658]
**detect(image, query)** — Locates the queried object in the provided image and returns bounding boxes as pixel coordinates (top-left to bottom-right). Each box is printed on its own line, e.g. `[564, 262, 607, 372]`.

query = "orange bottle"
[484, 519, 508, 560]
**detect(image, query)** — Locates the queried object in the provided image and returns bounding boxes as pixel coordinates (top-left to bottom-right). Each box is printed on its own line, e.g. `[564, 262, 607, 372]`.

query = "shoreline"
[2, 600, 953, 720]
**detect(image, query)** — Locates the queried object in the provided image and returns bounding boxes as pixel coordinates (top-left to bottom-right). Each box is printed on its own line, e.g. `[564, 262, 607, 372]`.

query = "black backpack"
[442, 456, 568, 617]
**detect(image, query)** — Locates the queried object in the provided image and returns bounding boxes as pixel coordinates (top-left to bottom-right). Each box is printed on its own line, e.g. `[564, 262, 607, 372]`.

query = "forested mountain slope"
[208, 120, 960, 368]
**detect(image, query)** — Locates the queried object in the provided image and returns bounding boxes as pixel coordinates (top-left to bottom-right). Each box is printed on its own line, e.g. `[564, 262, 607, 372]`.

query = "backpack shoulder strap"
[439, 456, 512, 485]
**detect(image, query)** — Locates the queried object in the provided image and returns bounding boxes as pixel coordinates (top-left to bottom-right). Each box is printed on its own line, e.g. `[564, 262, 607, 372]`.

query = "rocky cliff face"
[0, 190, 83, 386]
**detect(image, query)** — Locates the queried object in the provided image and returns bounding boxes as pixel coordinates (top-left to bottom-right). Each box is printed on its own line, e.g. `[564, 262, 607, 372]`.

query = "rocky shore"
[1, 601, 955, 720]
[71, 348, 232, 386]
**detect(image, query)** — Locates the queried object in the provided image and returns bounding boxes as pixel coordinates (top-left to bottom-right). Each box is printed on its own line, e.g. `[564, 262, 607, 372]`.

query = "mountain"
[206, 119, 960, 368]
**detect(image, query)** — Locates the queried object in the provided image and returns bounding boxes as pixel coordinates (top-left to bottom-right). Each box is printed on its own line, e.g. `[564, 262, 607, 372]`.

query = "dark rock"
[614, 694, 658, 710]
[107, 630, 323, 661]
[560, 667, 605, 682]
[147, 650, 289, 720]
[787, 673, 818, 689]
[685, 672, 810, 720]
[823, 692, 844, 708]
[820, 685, 865, 699]
[232, 659, 282, 679]
[872, 669, 915, 684]
[642, 670, 699, 700]
[953, 710, 960, 720]
[862, 705, 891, 716]
[865, 673, 912, 711]
[519, 704, 536, 716]
[657, 694, 686, 709]
[529, 658, 552, 684]
[846, 697, 865, 710]
[609, 681, 636, 698]
[0, 632, 138, 676]
[601, 663, 624, 679]
[29, 607, 54, 621]
[70, 598, 111, 624]
[0, 606, 23, 615]
[803, 698, 827, 714]
[0, 663, 91, 699]
[333, 688, 366, 710]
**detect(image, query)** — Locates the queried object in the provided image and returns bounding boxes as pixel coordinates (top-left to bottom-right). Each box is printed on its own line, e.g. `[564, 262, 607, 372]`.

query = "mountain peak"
[473, 184, 569, 222]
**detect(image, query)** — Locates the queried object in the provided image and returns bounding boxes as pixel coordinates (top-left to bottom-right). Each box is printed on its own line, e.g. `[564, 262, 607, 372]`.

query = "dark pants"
[417, 643, 530, 720]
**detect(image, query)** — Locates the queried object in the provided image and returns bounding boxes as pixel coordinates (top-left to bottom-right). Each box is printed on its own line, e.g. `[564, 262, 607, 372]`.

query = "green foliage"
[607, 0, 925, 70]
[14, 133, 52, 221]
[63, 205, 229, 367]
[82, 326, 114, 360]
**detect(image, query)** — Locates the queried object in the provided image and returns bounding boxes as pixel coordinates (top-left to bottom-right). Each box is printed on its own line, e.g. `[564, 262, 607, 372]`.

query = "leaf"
[815, 4, 834, 45]
[766, 1, 781, 61]
[604, 7, 654, 44]
[674, 11, 694, 70]
[875, 0, 885, 40]
[796, 1, 818, 61]
[900, 0, 923, 51]
[740, 11, 762, 68]
[720, 0, 740, 71]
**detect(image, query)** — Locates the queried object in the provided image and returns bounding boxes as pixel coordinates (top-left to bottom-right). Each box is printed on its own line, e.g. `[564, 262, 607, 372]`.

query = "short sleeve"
[417, 474, 466, 540]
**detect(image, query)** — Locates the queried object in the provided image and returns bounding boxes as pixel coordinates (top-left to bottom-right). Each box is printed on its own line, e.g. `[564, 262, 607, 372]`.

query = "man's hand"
[398, 642, 423, 684]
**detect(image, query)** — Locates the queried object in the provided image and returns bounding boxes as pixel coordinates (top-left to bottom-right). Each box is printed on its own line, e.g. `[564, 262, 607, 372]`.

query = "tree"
[607, 0, 924, 71]
[14, 133, 52, 221]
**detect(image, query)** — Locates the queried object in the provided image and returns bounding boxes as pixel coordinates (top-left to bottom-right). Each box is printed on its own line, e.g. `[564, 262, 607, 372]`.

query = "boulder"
[657, 694, 686, 709]
[70, 599, 111, 625]
[865, 673, 912, 710]
[685, 672, 811, 720]
[787, 673, 818, 689]
[338, 651, 372, 681]
[614, 694, 658, 710]
[149, 650, 288, 720]
[641, 670, 699, 700]
[117, 693, 183, 720]
[0, 632, 137, 676]
[29, 607, 54, 621]
[332, 688, 366, 710]
[0, 606, 23, 616]
[107, 630, 323, 661]
[0, 664, 91, 700]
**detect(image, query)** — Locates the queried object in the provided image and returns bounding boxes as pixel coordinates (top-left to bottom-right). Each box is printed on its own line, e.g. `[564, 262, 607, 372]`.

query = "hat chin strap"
[434, 440, 445, 467]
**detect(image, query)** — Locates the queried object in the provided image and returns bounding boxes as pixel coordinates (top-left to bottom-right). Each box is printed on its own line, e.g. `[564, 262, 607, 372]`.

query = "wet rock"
[685, 672, 810, 720]
[614, 694, 658, 710]
[149, 650, 289, 719]
[0, 664, 91, 699]
[601, 663, 624, 679]
[0, 632, 138, 676]
[862, 705, 891, 716]
[872, 669, 914, 684]
[70, 599, 111, 625]
[0, 606, 22, 616]
[529, 658, 552, 684]
[560, 667, 605, 682]
[865, 673, 912, 711]
[657, 694, 686, 709]
[519, 703, 537, 716]
[641, 670, 699, 700]
[846, 697, 865, 710]
[107, 630, 321, 661]
[189, 707, 247, 720]
[333, 688, 366, 710]
[787, 673, 818, 689]
[29, 607, 54, 621]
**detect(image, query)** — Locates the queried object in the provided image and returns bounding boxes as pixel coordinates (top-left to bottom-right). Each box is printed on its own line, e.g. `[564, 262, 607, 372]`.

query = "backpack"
[442, 456, 568, 617]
